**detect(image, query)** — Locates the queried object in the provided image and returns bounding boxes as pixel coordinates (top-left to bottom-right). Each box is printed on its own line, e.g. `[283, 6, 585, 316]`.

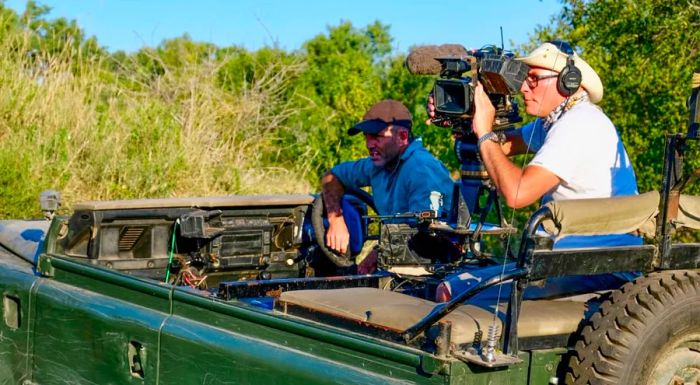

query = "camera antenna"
[500, 26, 505, 51]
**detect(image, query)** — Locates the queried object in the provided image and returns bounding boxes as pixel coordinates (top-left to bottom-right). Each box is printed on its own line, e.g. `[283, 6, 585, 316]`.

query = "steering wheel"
[311, 189, 376, 267]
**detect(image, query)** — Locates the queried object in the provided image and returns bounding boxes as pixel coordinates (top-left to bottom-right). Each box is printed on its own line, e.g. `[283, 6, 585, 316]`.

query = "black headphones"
[549, 40, 582, 97]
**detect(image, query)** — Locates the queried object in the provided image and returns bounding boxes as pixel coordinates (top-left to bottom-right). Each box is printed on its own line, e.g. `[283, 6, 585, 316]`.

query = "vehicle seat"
[538, 191, 660, 240]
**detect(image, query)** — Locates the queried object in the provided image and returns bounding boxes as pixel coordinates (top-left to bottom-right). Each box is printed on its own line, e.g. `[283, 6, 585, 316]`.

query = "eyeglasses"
[525, 73, 559, 89]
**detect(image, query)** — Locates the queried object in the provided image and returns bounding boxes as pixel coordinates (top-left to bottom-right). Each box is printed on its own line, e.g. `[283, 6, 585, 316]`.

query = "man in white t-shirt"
[465, 41, 637, 210]
[429, 41, 640, 301]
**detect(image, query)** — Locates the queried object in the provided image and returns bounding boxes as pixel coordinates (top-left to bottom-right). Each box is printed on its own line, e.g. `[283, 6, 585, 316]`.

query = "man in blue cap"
[321, 99, 454, 272]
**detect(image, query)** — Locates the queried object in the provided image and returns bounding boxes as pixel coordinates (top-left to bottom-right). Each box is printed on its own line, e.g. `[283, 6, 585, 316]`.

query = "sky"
[4, 0, 563, 53]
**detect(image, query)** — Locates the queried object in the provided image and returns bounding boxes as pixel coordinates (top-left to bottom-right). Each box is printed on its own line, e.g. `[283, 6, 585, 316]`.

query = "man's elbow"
[503, 194, 536, 209]
[321, 171, 338, 188]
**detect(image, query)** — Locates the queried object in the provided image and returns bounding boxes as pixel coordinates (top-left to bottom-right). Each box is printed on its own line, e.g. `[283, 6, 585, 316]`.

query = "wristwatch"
[477, 132, 504, 149]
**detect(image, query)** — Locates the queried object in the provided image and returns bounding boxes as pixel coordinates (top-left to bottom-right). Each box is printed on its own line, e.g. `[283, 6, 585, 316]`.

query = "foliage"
[0, 4, 310, 218]
[530, 0, 700, 193]
[0, 0, 697, 224]
[277, 21, 395, 179]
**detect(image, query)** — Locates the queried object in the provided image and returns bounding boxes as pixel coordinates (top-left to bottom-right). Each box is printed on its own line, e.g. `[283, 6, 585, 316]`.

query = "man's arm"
[321, 171, 350, 254]
[478, 142, 560, 208]
[472, 83, 560, 208]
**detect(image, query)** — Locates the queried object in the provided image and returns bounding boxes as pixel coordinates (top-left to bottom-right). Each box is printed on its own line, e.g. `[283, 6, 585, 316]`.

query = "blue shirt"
[331, 139, 454, 219]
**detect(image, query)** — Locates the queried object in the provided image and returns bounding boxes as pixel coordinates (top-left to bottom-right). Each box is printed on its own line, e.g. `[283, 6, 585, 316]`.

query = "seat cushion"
[541, 191, 659, 238]
[278, 287, 586, 345]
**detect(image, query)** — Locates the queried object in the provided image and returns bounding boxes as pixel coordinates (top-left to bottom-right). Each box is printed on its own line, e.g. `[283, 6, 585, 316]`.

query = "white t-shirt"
[520, 100, 638, 203]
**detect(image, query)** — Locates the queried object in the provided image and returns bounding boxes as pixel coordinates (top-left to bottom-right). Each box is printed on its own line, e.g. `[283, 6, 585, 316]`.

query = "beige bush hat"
[517, 42, 604, 103]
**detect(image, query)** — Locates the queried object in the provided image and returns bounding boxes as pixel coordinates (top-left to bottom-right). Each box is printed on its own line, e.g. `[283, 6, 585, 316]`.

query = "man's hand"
[425, 93, 451, 127]
[472, 82, 496, 138]
[326, 215, 350, 255]
[321, 171, 350, 254]
[426, 93, 436, 125]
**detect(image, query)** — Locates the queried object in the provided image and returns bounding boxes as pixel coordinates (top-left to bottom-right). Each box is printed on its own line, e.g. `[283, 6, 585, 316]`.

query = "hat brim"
[347, 119, 389, 136]
[516, 43, 604, 103]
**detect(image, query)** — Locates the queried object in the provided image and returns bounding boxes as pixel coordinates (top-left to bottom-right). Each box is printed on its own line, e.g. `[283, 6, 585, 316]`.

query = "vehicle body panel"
[0, 253, 38, 384]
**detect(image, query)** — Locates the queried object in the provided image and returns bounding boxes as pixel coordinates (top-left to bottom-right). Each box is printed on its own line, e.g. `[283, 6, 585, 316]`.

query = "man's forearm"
[321, 171, 345, 220]
[479, 140, 560, 209]
[321, 171, 350, 253]
[479, 140, 524, 206]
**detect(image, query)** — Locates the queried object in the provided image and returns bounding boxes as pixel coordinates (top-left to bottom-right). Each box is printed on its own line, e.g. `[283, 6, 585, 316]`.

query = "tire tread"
[565, 270, 700, 385]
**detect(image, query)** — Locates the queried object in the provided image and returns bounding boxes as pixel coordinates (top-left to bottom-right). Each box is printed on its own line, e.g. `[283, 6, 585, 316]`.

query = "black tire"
[566, 270, 700, 385]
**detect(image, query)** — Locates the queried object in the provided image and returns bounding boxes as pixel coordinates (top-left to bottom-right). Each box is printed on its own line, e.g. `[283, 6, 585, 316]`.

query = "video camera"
[405, 44, 529, 218]
[431, 46, 528, 131]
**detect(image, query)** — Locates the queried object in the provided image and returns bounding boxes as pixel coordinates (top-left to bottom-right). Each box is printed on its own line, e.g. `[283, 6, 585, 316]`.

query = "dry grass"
[0, 30, 312, 218]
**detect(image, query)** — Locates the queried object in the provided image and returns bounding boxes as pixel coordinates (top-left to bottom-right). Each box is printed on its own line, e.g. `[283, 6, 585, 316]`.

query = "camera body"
[429, 47, 529, 216]
[432, 47, 528, 131]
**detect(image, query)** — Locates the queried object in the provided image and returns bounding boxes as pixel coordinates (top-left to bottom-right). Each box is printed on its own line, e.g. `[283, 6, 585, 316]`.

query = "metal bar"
[402, 266, 527, 341]
[41, 254, 173, 299]
[528, 246, 655, 280]
[219, 274, 385, 299]
[503, 277, 524, 355]
[518, 206, 552, 267]
[658, 134, 686, 266]
[662, 244, 700, 270]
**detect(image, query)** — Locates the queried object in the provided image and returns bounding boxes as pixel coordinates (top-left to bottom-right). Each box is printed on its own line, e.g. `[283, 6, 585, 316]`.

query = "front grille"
[119, 226, 146, 251]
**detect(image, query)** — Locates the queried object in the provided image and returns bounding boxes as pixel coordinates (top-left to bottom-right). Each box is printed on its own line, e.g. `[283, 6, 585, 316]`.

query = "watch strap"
[477, 132, 499, 149]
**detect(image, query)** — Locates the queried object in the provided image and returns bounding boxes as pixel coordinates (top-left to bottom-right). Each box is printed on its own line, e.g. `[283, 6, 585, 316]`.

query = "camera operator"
[429, 42, 642, 302]
[429, 42, 638, 216]
[322, 99, 454, 273]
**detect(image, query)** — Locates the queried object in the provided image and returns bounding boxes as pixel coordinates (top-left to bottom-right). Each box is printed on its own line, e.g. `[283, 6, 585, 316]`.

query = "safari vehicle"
[1, 89, 700, 385]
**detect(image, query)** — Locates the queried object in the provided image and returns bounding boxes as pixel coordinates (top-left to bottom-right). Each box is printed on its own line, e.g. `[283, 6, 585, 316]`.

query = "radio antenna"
[500, 26, 505, 51]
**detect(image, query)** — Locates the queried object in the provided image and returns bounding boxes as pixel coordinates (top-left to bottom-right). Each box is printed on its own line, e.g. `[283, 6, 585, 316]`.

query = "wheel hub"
[651, 347, 700, 385]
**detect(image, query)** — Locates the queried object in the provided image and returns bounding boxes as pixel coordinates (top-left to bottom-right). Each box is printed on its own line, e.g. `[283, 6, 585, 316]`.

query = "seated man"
[322, 99, 454, 273]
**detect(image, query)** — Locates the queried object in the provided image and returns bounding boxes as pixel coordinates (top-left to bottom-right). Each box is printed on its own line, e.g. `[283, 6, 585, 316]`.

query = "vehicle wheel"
[566, 270, 700, 385]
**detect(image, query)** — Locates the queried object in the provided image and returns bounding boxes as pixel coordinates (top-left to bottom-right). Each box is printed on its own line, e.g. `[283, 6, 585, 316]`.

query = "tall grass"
[0, 28, 312, 218]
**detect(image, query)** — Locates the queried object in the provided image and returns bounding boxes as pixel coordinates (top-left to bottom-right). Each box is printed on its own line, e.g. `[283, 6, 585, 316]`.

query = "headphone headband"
[549, 40, 575, 56]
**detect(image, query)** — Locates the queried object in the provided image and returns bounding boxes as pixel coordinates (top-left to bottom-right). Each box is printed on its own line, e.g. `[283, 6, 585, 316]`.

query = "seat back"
[540, 191, 660, 239]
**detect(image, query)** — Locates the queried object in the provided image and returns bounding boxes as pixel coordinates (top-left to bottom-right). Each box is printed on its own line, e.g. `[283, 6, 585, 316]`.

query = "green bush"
[0, 0, 697, 226]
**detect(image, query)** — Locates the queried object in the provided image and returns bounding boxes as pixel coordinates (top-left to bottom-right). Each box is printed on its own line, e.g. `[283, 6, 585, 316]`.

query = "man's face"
[520, 67, 566, 117]
[365, 125, 406, 168]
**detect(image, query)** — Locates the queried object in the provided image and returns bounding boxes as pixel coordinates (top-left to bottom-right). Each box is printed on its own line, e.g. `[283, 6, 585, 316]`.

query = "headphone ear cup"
[557, 56, 582, 96]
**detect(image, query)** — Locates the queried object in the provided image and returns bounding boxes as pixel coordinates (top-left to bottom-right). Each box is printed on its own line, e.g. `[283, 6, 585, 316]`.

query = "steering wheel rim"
[311, 190, 375, 268]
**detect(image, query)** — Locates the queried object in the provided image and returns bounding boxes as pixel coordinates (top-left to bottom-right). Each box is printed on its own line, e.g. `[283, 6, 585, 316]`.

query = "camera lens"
[434, 79, 471, 115]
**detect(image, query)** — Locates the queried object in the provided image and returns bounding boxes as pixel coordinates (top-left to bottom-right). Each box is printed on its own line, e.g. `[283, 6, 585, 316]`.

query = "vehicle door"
[0, 250, 40, 383]
[30, 255, 171, 385]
